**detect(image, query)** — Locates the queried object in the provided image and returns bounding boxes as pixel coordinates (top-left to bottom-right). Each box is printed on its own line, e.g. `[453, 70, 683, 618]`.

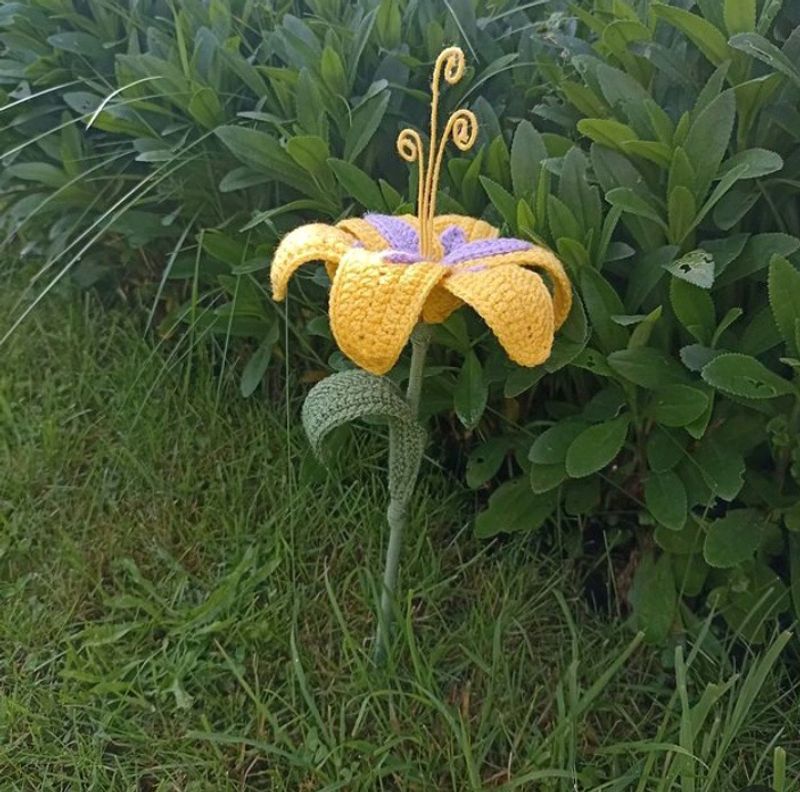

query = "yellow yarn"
[269, 46, 573, 376]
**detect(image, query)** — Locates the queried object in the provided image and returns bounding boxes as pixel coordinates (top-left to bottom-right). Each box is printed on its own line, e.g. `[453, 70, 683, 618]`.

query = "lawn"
[1, 283, 798, 790]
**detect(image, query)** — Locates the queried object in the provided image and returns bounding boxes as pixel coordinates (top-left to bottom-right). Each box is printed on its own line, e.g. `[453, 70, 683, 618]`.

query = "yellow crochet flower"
[270, 47, 571, 376]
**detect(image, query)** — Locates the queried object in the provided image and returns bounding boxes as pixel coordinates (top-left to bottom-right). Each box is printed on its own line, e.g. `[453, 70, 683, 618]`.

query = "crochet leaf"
[302, 370, 426, 503]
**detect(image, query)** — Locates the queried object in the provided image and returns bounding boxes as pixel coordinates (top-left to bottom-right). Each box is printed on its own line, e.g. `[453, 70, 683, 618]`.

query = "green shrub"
[2, 0, 800, 645]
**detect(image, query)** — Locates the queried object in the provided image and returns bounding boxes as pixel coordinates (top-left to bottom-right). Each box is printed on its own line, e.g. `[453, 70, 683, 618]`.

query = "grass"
[1, 281, 799, 791]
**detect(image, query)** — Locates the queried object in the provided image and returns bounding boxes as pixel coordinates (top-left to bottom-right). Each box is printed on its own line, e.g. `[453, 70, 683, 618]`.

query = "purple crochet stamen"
[364, 213, 419, 253]
[442, 237, 531, 265]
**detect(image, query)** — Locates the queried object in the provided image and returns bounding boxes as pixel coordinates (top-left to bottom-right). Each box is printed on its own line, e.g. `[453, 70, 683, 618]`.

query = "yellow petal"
[433, 214, 498, 241]
[271, 223, 354, 300]
[329, 249, 444, 375]
[422, 285, 462, 324]
[335, 217, 389, 251]
[443, 265, 555, 367]
[451, 246, 572, 328]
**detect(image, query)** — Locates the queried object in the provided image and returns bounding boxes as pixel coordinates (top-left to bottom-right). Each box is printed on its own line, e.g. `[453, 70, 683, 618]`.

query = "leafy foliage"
[2, 0, 800, 645]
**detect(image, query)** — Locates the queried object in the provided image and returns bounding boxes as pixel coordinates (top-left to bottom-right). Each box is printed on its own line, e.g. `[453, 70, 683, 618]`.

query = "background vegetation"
[1, 1, 800, 783]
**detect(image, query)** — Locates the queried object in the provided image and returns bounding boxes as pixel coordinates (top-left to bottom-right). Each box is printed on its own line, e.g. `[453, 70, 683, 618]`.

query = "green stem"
[375, 324, 432, 661]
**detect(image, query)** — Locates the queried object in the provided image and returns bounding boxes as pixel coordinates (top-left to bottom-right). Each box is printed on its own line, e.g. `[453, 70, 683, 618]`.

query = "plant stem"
[375, 324, 432, 662]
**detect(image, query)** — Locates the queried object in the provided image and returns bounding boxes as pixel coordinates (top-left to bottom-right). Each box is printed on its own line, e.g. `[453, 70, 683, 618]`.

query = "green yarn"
[301, 369, 426, 504]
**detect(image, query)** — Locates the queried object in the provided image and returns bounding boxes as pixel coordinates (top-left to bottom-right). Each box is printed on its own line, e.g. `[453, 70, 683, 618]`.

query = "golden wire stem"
[395, 46, 477, 261]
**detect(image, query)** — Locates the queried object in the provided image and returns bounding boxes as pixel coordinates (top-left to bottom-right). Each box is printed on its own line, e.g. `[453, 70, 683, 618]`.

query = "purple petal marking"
[442, 237, 532, 265]
[382, 250, 420, 264]
[363, 213, 419, 253]
[439, 225, 467, 255]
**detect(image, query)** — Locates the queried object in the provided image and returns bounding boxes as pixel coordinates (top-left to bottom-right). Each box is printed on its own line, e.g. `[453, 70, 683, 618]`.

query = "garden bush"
[2, 0, 800, 646]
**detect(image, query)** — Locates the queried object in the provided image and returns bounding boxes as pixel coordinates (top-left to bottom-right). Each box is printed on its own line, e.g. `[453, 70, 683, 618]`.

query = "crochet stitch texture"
[270, 46, 572, 375]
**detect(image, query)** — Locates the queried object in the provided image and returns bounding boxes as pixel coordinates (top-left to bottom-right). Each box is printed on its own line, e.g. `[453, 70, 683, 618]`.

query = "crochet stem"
[375, 324, 431, 661]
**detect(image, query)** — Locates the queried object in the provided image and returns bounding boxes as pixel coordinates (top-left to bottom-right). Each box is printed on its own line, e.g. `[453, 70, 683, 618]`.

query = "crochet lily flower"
[270, 45, 571, 376]
[271, 212, 572, 375]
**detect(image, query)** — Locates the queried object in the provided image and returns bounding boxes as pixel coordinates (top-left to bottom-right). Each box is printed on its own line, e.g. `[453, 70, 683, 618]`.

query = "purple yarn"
[363, 213, 419, 253]
[439, 225, 467, 255]
[382, 250, 420, 264]
[442, 237, 531, 265]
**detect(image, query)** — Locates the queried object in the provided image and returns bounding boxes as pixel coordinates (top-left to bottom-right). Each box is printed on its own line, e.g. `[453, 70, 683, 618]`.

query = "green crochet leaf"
[301, 370, 426, 503]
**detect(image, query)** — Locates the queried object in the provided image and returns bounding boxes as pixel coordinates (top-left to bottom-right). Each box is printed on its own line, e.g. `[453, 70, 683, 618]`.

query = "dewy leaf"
[302, 370, 426, 503]
[645, 471, 687, 531]
[474, 478, 556, 538]
[565, 414, 630, 478]
[768, 255, 800, 356]
[664, 249, 715, 289]
[704, 509, 763, 568]
[454, 352, 488, 430]
[701, 353, 795, 399]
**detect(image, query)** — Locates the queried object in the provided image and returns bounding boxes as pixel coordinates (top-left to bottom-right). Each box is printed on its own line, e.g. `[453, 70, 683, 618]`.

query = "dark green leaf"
[565, 415, 630, 478]
[474, 479, 556, 538]
[701, 353, 795, 399]
[645, 471, 687, 531]
[704, 509, 763, 568]
[454, 353, 487, 430]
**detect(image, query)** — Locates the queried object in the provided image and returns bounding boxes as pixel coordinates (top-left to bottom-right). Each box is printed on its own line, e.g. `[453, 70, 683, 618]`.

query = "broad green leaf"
[683, 89, 735, 198]
[729, 32, 800, 88]
[719, 148, 783, 179]
[327, 158, 385, 210]
[655, 519, 703, 554]
[466, 437, 511, 489]
[565, 415, 630, 478]
[474, 479, 556, 538]
[724, 0, 756, 35]
[647, 429, 688, 472]
[579, 267, 629, 352]
[653, 4, 730, 65]
[649, 385, 710, 427]
[480, 177, 517, 229]
[187, 86, 222, 129]
[240, 324, 280, 397]
[716, 233, 800, 286]
[632, 552, 677, 643]
[695, 438, 745, 501]
[701, 353, 795, 399]
[605, 187, 666, 229]
[344, 90, 390, 162]
[704, 509, 763, 568]
[665, 249, 715, 289]
[667, 186, 695, 243]
[529, 420, 589, 465]
[768, 255, 800, 356]
[530, 462, 568, 494]
[454, 353, 488, 430]
[577, 118, 637, 150]
[670, 277, 715, 342]
[215, 126, 317, 197]
[608, 347, 689, 389]
[287, 135, 331, 178]
[510, 120, 545, 201]
[645, 471, 687, 531]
